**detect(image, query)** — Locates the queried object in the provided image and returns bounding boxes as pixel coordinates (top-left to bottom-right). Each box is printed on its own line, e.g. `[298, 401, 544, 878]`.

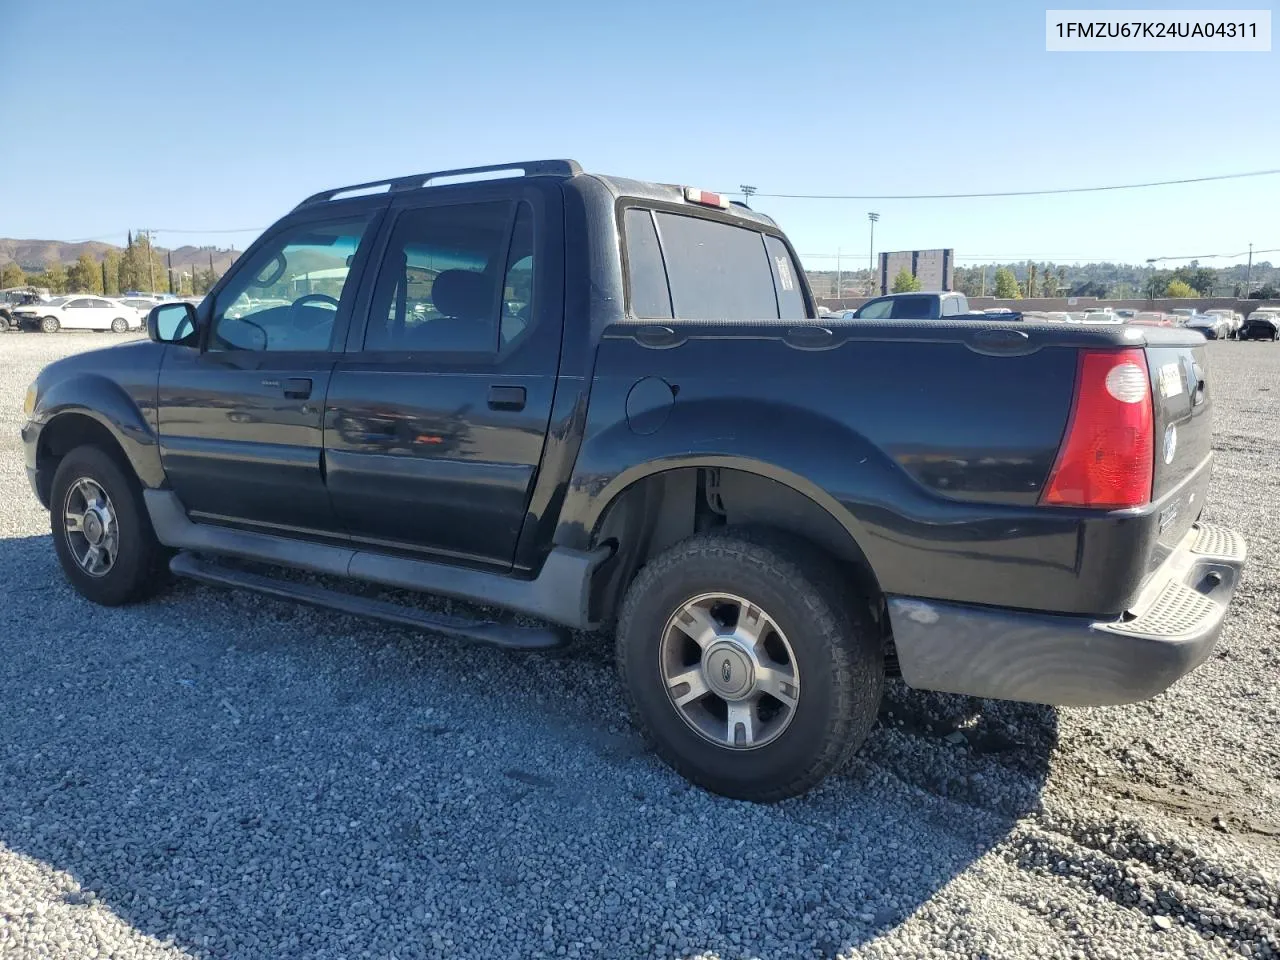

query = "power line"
[800, 247, 1280, 264]
[69, 226, 264, 243]
[734, 167, 1280, 200]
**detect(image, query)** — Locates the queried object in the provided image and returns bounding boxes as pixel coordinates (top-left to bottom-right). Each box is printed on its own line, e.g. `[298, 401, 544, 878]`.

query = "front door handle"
[283, 377, 313, 400]
[488, 385, 526, 411]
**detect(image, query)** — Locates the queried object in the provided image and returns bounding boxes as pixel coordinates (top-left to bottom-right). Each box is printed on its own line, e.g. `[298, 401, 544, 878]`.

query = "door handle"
[488, 385, 526, 411]
[283, 377, 313, 400]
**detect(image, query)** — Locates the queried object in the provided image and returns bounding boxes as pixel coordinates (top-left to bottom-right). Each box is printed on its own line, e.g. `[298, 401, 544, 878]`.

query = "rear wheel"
[110, 317, 128, 333]
[50, 445, 169, 606]
[616, 529, 884, 802]
[41, 315, 60, 333]
[0, 313, 10, 332]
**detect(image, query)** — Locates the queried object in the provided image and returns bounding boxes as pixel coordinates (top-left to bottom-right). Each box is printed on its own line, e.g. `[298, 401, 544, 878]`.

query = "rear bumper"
[887, 521, 1246, 707]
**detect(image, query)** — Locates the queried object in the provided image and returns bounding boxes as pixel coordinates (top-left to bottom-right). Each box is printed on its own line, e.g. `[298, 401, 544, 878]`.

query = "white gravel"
[1, 330, 1277, 959]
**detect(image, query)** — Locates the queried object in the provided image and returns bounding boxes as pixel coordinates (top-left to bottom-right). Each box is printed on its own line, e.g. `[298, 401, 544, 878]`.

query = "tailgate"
[1144, 336, 1213, 572]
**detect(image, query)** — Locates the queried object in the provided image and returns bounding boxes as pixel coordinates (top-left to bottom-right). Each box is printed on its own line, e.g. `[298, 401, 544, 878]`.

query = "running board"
[169, 552, 567, 651]
[143, 490, 612, 630]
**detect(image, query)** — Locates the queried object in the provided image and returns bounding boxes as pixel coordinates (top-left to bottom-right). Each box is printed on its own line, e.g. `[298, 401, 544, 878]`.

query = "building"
[879, 249, 954, 294]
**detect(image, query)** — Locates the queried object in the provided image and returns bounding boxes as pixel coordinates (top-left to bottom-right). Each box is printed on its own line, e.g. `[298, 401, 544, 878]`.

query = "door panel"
[156, 204, 383, 536]
[324, 186, 563, 568]
[158, 348, 339, 534]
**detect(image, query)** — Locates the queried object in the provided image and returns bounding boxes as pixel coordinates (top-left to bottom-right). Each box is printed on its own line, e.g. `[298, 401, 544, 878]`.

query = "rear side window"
[857, 298, 893, 319]
[764, 235, 806, 320]
[890, 296, 935, 319]
[623, 208, 672, 319]
[655, 212, 779, 320]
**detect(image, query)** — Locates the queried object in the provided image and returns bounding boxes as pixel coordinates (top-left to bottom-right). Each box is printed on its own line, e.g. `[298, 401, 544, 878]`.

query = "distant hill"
[0, 239, 239, 276]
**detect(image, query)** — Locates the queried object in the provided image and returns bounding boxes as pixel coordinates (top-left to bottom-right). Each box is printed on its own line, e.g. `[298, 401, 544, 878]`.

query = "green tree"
[890, 267, 921, 293]
[103, 249, 122, 295]
[993, 267, 1021, 299]
[1165, 279, 1197, 298]
[67, 253, 104, 294]
[1, 262, 25, 288]
[44, 258, 68, 294]
[1041, 264, 1058, 298]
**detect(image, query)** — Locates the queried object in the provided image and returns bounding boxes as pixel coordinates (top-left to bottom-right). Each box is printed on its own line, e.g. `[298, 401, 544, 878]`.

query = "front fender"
[29, 373, 165, 489]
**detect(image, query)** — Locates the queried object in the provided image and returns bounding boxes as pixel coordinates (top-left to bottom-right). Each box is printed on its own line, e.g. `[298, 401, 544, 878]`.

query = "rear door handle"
[283, 377, 313, 400]
[488, 385, 526, 411]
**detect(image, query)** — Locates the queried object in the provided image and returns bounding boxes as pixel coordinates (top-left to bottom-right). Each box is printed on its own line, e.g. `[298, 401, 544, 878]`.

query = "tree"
[1027, 262, 1038, 298]
[103, 249, 122, 295]
[1041, 264, 1058, 298]
[43, 258, 68, 294]
[1165, 279, 1197, 298]
[1, 262, 25, 288]
[1249, 284, 1280, 300]
[118, 230, 167, 293]
[890, 267, 921, 293]
[993, 267, 1021, 299]
[67, 253, 104, 294]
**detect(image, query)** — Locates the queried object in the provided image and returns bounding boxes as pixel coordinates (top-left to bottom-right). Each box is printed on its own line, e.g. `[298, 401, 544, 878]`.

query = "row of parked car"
[818, 294, 1280, 341]
[0, 291, 202, 334]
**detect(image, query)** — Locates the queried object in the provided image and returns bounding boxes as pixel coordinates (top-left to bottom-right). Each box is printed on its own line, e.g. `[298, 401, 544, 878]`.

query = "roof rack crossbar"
[295, 159, 583, 209]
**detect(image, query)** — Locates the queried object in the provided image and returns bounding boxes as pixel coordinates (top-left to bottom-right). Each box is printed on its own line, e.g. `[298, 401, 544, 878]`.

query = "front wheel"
[50, 445, 169, 606]
[110, 317, 128, 333]
[0, 314, 10, 332]
[41, 315, 60, 333]
[616, 530, 884, 802]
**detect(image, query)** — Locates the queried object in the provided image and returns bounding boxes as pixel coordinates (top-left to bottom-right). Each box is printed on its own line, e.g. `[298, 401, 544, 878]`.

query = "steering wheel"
[287, 293, 340, 330]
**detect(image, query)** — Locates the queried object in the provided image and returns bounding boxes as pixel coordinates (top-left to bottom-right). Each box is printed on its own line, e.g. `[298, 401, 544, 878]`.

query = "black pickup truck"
[21, 160, 1246, 801]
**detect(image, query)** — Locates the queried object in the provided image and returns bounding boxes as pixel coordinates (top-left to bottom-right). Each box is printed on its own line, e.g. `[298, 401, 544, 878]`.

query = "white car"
[116, 297, 162, 324]
[1203, 308, 1243, 338]
[13, 295, 143, 333]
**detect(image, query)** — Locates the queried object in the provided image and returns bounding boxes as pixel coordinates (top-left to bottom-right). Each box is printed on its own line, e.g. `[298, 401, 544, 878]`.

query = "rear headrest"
[432, 270, 490, 320]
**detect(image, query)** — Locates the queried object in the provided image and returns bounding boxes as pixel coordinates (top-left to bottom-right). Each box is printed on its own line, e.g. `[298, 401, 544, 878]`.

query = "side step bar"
[144, 490, 613, 630]
[170, 553, 568, 651]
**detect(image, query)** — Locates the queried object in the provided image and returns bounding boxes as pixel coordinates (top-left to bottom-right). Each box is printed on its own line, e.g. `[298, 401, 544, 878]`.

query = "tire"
[0, 314, 10, 332]
[110, 317, 128, 333]
[41, 315, 60, 333]
[616, 528, 884, 802]
[50, 445, 169, 606]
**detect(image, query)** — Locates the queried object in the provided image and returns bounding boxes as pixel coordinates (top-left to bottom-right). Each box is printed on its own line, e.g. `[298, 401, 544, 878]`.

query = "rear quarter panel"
[557, 321, 1171, 615]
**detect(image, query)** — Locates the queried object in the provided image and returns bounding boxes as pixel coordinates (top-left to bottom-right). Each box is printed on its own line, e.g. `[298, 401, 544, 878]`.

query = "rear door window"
[652, 212, 780, 321]
[856, 298, 893, 319]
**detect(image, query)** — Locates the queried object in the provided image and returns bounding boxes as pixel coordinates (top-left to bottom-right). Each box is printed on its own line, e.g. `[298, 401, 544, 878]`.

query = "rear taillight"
[1041, 348, 1154, 509]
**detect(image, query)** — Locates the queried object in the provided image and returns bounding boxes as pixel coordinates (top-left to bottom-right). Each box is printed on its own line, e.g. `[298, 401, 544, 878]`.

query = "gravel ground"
[0, 330, 1277, 960]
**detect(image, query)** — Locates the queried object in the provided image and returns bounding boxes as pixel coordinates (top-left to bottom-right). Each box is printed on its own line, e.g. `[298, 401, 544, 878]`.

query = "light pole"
[1145, 258, 1158, 300]
[867, 212, 880, 294]
[739, 184, 757, 208]
[1245, 242, 1253, 300]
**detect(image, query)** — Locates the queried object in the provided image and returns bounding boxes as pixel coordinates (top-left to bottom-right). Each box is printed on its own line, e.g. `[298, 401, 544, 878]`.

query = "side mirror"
[148, 302, 197, 344]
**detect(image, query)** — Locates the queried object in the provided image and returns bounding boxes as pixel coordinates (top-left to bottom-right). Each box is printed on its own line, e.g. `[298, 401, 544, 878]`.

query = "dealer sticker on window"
[1159, 362, 1183, 398]
[775, 257, 795, 292]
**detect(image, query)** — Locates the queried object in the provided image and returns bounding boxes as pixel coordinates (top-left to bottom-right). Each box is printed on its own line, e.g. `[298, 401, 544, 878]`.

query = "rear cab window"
[622, 207, 808, 321]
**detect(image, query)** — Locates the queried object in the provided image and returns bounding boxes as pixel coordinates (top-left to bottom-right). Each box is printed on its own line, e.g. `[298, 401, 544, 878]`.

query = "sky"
[2, 0, 1277, 271]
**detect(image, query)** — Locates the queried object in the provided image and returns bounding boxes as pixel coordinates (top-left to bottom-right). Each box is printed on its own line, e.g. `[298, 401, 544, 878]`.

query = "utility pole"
[980, 266, 986, 297]
[167, 249, 175, 294]
[101, 260, 108, 295]
[739, 184, 757, 208]
[1245, 243, 1253, 300]
[867, 212, 879, 295]
[836, 248, 842, 301]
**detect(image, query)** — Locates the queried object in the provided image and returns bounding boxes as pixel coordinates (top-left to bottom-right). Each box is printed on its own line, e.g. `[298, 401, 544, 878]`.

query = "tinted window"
[764, 235, 806, 320]
[856, 297, 893, 319]
[211, 215, 373, 352]
[500, 204, 534, 349]
[655, 212, 779, 320]
[89, 299, 112, 308]
[66, 299, 90, 308]
[623, 208, 672, 319]
[365, 201, 510, 353]
[890, 296, 935, 319]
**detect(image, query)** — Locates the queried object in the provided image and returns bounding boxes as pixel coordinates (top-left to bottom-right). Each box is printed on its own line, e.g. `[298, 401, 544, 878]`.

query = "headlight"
[23, 382, 37, 416]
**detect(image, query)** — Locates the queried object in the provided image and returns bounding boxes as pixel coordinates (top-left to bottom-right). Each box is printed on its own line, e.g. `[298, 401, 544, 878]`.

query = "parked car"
[20, 159, 1247, 801]
[1169, 308, 1197, 326]
[1114, 309, 1137, 320]
[116, 297, 162, 324]
[1185, 313, 1227, 340]
[1082, 307, 1114, 320]
[1131, 312, 1173, 327]
[853, 291, 973, 319]
[1203, 309, 1243, 339]
[0, 290, 45, 331]
[12, 295, 142, 333]
[1241, 308, 1280, 341]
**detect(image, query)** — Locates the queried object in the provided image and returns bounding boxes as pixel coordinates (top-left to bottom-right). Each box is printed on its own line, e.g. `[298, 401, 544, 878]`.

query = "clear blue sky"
[2, 0, 1277, 270]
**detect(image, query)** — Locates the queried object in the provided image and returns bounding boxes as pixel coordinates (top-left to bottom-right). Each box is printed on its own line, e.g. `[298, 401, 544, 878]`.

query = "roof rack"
[294, 159, 583, 209]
